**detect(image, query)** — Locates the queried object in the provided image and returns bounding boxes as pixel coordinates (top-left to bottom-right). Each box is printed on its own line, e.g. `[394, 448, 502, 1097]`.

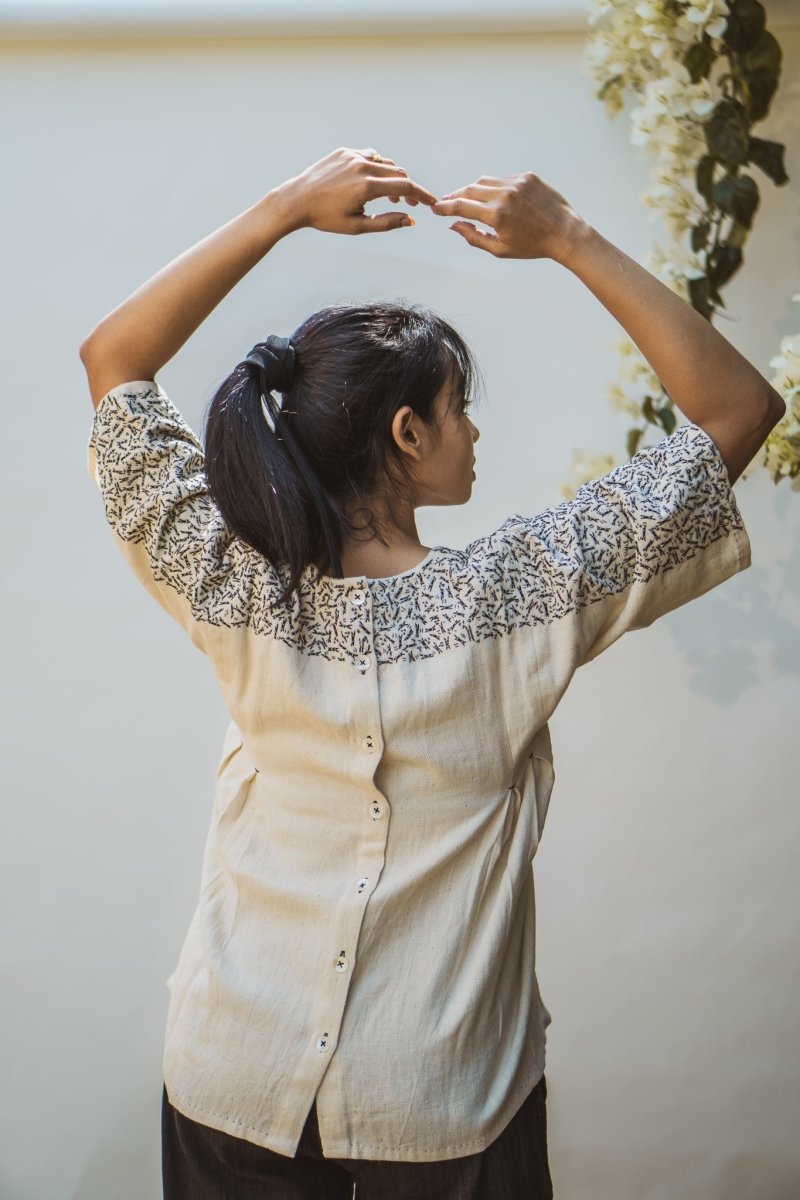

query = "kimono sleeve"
[86, 379, 272, 654]
[498, 421, 751, 672]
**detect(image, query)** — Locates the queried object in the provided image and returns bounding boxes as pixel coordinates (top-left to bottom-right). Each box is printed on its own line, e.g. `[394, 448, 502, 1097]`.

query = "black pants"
[162, 1076, 554, 1200]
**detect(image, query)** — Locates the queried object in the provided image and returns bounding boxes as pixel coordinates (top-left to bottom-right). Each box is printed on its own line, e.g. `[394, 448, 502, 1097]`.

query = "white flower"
[613, 333, 639, 358]
[619, 351, 653, 385]
[608, 383, 643, 419]
[560, 448, 621, 499]
[579, 0, 800, 493]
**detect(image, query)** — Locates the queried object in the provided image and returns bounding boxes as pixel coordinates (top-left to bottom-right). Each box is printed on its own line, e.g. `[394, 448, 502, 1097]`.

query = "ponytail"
[204, 339, 345, 608]
[203, 303, 483, 609]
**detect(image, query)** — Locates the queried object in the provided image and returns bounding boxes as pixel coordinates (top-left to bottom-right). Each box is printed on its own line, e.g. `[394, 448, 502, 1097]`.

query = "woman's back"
[86, 375, 750, 1161]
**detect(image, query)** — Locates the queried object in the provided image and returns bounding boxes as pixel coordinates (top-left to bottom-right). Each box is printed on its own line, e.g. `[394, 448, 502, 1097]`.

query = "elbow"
[80, 323, 109, 362]
[765, 387, 787, 428]
[79, 333, 100, 367]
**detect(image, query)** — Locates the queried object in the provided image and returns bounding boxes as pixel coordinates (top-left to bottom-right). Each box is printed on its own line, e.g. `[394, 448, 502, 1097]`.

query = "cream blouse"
[87, 380, 751, 1162]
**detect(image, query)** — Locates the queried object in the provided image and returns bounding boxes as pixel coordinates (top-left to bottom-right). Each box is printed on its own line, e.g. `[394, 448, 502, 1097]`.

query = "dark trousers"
[162, 1076, 554, 1200]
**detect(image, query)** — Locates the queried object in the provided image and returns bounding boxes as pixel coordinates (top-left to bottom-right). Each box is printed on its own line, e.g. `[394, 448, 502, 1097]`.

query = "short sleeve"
[497, 422, 751, 672]
[86, 380, 273, 653]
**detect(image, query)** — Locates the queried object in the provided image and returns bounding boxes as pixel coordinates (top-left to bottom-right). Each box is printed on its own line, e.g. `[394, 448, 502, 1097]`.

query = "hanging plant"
[561, 0, 791, 499]
[762, 295, 800, 489]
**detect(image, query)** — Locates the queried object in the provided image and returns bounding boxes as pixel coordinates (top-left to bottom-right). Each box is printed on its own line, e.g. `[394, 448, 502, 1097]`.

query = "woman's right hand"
[430, 171, 588, 264]
[272, 146, 437, 236]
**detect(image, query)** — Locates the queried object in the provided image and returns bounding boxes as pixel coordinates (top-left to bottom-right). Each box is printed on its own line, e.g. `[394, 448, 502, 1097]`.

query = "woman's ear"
[392, 406, 423, 459]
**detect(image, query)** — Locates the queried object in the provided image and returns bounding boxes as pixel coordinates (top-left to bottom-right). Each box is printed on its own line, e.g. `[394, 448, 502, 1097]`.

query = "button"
[334, 950, 348, 972]
[362, 735, 376, 753]
[371, 800, 383, 820]
[356, 876, 369, 893]
[316, 1033, 329, 1053]
[357, 655, 372, 673]
[351, 593, 366, 606]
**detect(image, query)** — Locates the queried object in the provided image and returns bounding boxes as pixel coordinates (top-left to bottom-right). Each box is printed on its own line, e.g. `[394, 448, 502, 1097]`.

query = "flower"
[559, 448, 621, 500]
[573, 0, 800, 494]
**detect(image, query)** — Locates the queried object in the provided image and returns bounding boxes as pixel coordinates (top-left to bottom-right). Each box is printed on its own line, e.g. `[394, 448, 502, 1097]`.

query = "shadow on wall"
[670, 481, 800, 704]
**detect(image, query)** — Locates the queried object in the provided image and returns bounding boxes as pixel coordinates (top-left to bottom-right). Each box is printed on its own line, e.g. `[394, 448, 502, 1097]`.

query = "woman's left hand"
[273, 146, 438, 235]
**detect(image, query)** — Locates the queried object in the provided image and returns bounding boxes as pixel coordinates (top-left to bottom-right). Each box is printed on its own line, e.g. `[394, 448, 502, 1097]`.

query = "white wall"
[1, 9, 798, 1200]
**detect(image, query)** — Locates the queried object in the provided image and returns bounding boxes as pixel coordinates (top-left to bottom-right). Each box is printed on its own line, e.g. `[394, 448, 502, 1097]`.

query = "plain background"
[1, 3, 798, 1197]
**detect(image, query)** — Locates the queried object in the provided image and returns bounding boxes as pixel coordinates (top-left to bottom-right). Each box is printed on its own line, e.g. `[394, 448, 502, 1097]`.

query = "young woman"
[81, 146, 784, 1200]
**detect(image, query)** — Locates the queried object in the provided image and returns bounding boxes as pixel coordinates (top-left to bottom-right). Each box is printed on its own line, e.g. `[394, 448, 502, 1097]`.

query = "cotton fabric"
[87, 381, 751, 1163]
[161, 1075, 553, 1199]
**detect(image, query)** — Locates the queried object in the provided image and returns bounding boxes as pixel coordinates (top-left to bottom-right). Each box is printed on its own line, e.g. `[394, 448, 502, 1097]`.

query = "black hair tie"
[242, 334, 295, 400]
[241, 336, 343, 580]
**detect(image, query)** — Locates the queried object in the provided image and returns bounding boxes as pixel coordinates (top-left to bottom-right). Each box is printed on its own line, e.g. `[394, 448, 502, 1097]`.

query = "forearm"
[559, 223, 782, 431]
[79, 182, 301, 383]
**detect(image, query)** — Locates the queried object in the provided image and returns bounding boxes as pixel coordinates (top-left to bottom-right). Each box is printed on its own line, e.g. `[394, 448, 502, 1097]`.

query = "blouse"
[86, 380, 751, 1162]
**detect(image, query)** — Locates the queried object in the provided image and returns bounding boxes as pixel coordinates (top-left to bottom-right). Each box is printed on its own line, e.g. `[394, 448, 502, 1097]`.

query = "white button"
[334, 950, 348, 972]
[362, 735, 376, 753]
[356, 876, 369, 893]
[351, 594, 366, 606]
[316, 1033, 329, 1053]
[357, 655, 372, 672]
[371, 800, 383, 820]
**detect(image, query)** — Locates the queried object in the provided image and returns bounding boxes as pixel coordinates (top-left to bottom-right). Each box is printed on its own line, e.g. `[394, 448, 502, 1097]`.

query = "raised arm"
[79, 147, 438, 408]
[431, 173, 786, 484]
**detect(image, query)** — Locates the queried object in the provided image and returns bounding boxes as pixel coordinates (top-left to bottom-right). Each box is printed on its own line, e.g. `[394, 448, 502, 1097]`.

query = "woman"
[81, 146, 784, 1200]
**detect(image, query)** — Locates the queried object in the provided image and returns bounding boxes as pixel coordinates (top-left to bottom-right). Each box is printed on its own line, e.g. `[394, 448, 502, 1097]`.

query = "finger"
[364, 176, 438, 206]
[360, 149, 397, 165]
[431, 196, 495, 222]
[366, 161, 407, 177]
[352, 211, 416, 233]
[449, 221, 506, 256]
[388, 195, 420, 206]
[437, 184, 501, 203]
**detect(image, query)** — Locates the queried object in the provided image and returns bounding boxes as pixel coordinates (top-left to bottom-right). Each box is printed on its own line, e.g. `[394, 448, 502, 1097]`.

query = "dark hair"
[203, 301, 484, 609]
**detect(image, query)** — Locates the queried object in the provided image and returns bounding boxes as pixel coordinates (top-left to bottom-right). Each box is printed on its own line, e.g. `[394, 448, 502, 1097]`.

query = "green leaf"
[642, 396, 656, 424]
[741, 29, 782, 75]
[684, 39, 715, 83]
[658, 406, 677, 437]
[722, 0, 766, 55]
[748, 136, 789, 185]
[627, 427, 645, 459]
[712, 173, 760, 227]
[691, 221, 712, 252]
[709, 244, 743, 289]
[688, 275, 712, 321]
[748, 137, 791, 188]
[741, 66, 779, 122]
[696, 156, 717, 205]
[705, 100, 750, 166]
[708, 282, 727, 309]
[726, 220, 750, 249]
